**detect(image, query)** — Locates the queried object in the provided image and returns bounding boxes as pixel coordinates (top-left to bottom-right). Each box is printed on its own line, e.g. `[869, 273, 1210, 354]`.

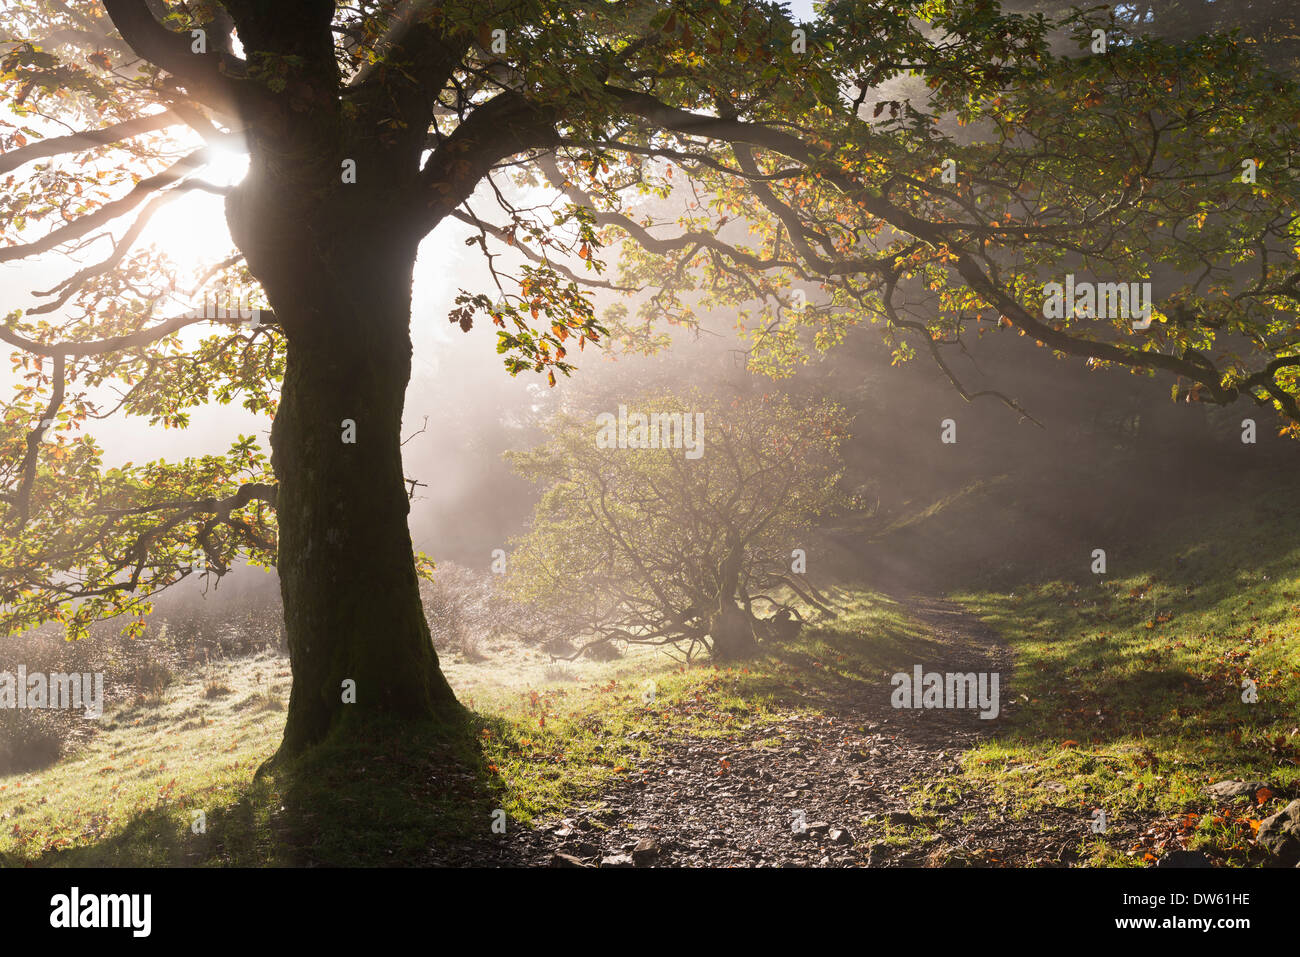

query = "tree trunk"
[249, 218, 459, 757]
[709, 542, 759, 659]
[709, 599, 759, 660]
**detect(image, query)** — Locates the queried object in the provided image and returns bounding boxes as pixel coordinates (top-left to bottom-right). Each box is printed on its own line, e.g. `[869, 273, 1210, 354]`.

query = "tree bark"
[709, 543, 759, 659]
[709, 599, 760, 660]
[231, 184, 460, 757]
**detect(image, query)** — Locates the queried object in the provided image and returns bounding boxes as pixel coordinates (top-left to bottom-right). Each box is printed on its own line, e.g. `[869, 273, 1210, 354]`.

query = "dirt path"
[460, 596, 1099, 867]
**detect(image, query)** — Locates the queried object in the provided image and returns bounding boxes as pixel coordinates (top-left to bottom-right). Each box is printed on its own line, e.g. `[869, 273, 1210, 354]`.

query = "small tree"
[505, 391, 846, 660]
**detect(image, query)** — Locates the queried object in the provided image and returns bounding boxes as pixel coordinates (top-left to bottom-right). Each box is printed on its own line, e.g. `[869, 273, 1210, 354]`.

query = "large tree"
[2, 1, 1298, 758]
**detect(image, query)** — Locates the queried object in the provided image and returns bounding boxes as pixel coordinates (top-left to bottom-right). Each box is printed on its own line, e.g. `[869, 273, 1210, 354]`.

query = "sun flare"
[141, 144, 249, 275]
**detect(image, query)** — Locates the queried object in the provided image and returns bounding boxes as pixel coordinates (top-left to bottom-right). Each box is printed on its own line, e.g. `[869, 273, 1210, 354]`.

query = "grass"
[951, 482, 1300, 865]
[0, 652, 288, 866]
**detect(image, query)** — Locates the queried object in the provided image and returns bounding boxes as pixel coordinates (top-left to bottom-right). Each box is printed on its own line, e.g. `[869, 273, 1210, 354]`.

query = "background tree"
[505, 390, 846, 660]
[2, 0, 1297, 758]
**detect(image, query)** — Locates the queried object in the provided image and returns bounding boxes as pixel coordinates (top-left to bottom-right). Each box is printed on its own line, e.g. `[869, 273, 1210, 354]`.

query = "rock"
[1156, 850, 1212, 868]
[600, 853, 635, 868]
[632, 837, 659, 865]
[828, 828, 855, 846]
[806, 821, 831, 837]
[1204, 780, 1273, 801]
[1256, 799, 1300, 867]
[550, 852, 593, 868]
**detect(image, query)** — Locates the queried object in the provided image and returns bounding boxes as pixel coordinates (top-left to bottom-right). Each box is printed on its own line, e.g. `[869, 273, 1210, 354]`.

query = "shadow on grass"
[7, 710, 521, 868]
[725, 593, 960, 704]
[956, 487, 1300, 783]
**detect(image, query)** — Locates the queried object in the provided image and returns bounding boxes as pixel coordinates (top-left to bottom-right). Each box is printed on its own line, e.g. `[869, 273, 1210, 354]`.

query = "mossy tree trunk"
[228, 168, 459, 757]
[708, 540, 760, 660]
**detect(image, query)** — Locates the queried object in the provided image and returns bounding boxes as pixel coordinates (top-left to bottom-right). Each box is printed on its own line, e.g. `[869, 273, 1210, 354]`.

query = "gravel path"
[448, 596, 1144, 867]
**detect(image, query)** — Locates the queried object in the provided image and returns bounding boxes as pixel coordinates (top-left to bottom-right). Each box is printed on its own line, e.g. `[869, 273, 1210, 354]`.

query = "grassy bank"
[953, 486, 1300, 865]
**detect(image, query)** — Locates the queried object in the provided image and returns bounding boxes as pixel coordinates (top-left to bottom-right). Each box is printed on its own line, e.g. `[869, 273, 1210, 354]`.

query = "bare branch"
[6, 353, 64, 526]
[27, 189, 184, 314]
[0, 149, 211, 263]
[0, 111, 179, 176]
[102, 0, 246, 115]
[2, 313, 210, 358]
